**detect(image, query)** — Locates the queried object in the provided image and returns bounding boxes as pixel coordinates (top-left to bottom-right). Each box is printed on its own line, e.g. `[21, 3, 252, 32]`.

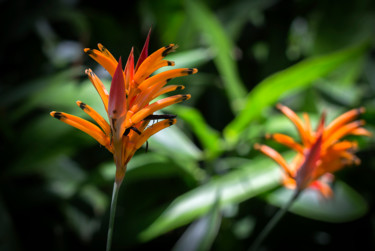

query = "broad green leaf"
[139, 155, 285, 241]
[169, 105, 223, 160]
[265, 180, 368, 222]
[224, 42, 369, 146]
[185, 0, 247, 112]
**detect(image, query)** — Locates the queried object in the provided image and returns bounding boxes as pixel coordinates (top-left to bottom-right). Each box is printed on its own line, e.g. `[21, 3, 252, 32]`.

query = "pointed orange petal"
[134, 44, 178, 83]
[125, 94, 190, 128]
[138, 68, 198, 91]
[277, 104, 309, 146]
[302, 113, 314, 145]
[350, 127, 372, 137]
[268, 133, 304, 154]
[76, 101, 111, 136]
[50, 111, 113, 152]
[328, 140, 358, 152]
[84, 44, 118, 76]
[85, 69, 109, 112]
[323, 120, 365, 148]
[152, 85, 185, 99]
[325, 107, 365, 137]
[254, 143, 293, 178]
[135, 118, 177, 150]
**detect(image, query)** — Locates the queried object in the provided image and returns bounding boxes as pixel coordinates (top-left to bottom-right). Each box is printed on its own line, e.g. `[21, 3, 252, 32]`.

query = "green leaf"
[148, 123, 203, 162]
[185, 0, 247, 112]
[155, 48, 214, 73]
[169, 105, 223, 160]
[139, 155, 284, 241]
[224, 42, 370, 146]
[172, 193, 222, 251]
[265, 180, 368, 222]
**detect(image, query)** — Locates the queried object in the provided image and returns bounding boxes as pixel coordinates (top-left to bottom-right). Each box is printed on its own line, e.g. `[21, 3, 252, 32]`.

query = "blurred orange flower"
[255, 104, 371, 197]
[51, 34, 197, 184]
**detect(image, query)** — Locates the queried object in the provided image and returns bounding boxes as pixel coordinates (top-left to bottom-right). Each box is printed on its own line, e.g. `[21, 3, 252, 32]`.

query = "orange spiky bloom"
[254, 104, 371, 197]
[50, 33, 197, 185]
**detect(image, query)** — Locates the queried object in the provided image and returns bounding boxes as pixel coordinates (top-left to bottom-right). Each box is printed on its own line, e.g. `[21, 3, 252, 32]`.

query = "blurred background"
[1, 0, 375, 250]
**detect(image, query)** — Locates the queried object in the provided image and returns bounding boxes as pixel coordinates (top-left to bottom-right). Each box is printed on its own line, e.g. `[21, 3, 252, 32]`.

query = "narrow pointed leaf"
[186, 0, 247, 112]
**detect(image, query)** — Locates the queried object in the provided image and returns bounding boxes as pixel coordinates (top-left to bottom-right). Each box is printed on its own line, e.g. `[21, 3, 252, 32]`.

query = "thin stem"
[249, 189, 302, 251]
[106, 181, 121, 251]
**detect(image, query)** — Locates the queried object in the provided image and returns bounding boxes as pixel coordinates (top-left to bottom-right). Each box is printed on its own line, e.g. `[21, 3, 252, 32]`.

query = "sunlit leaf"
[265, 180, 368, 222]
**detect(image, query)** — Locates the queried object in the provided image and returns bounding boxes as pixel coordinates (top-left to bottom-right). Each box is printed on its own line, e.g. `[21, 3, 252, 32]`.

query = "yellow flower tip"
[253, 143, 262, 150]
[76, 100, 86, 110]
[354, 157, 361, 165]
[276, 103, 284, 110]
[97, 43, 104, 50]
[181, 94, 191, 101]
[85, 68, 93, 75]
[265, 133, 272, 140]
[50, 111, 64, 120]
[169, 118, 177, 126]
[84, 48, 97, 58]
[358, 107, 366, 114]
[182, 68, 198, 75]
[161, 44, 179, 58]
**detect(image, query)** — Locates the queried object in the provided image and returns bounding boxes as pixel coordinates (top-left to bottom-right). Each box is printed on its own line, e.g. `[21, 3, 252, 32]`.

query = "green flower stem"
[106, 181, 121, 251]
[249, 189, 302, 251]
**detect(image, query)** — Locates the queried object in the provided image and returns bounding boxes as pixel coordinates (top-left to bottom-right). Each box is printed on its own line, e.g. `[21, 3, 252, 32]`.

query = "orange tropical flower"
[50, 34, 197, 184]
[254, 104, 371, 197]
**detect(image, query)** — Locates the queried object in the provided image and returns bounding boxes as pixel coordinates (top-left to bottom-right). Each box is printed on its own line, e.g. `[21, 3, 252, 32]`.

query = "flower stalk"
[106, 181, 122, 251]
[249, 189, 302, 251]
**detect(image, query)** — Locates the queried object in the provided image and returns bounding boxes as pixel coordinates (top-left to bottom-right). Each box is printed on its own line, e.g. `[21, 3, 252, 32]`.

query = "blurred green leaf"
[265, 180, 368, 222]
[139, 155, 285, 241]
[172, 192, 221, 251]
[156, 48, 214, 72]
[148, 125, 205, 182]
[315, 80, 362, 106]
[148, 123, 202, 161]
[185, 0, 247, 112]
[169, 105, 223, 160]
[224, 42, 370, 146]
[63, 204, 101, 242]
